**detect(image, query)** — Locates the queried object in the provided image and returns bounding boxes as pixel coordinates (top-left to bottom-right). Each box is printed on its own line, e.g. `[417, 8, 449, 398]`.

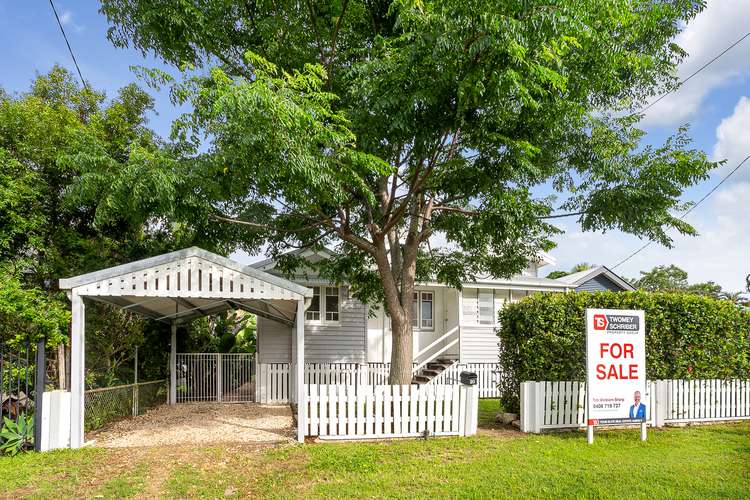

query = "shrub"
[0, 414, 34, 456]
[497, 291, 750, 412]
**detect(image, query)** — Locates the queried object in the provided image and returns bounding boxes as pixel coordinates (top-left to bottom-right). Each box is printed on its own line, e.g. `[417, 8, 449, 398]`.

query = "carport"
[59, 247, 313, 447]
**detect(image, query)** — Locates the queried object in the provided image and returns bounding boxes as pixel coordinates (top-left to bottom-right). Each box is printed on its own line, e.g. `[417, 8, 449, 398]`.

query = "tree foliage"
[632, 264, 745, 303]
[546, 262, 594, 280]
[99, 0, 716, 382]
[0, 67, 187, 380]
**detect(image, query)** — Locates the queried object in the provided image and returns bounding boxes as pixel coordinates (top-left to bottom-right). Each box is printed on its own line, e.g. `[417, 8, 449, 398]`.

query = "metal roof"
[554, 266, 635, 291]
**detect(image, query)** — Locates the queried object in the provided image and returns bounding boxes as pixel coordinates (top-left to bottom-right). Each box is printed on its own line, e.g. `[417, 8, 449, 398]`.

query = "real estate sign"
[586, 308, 647, 426]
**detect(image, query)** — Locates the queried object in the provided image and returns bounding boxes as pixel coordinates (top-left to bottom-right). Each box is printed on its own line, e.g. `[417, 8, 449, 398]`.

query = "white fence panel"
[255, 362, 502, 405]
[665, 379, 750, 423]
[257, 363, 290, 403]
[521, 379, 750, 433]
[305, 384, 478, 439]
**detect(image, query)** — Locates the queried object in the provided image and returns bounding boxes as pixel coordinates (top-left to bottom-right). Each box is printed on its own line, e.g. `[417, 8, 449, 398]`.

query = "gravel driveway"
[89, 402, 295, 448]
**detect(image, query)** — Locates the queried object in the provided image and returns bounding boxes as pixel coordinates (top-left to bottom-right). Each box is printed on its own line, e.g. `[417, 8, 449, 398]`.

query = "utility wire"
[611, 154, 750, 269]
[48, 0, 86, 88]
[544, 29, 750, 221]
[639, 31, 750, 115]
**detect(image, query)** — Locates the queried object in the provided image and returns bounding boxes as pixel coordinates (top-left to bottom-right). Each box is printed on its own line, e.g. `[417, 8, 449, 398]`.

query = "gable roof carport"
[59, 247, 313, 448]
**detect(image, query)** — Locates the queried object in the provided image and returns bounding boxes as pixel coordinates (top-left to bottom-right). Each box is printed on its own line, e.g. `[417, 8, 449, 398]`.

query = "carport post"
[70, 291, 85, 448]
[296, 298, 305, 443]
[170, 322, 177, 405]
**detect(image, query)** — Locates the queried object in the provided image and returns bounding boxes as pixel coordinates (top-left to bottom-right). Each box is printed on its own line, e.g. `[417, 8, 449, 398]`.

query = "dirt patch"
[476, 426, 526, 438]
[88, 403, 295, 448]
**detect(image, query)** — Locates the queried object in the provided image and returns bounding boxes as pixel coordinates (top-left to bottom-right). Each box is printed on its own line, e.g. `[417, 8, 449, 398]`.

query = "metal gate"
[175, 353, 255, 403]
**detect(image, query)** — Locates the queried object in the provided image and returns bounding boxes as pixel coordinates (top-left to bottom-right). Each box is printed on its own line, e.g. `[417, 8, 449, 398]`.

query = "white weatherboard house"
[57, 246, 572, 446]
[251, 248, 571, 386]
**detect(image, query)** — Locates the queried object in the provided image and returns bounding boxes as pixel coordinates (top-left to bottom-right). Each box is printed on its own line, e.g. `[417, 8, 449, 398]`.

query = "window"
[462, 288, 496, 325]
[305, 286, 340, 324]
[421, 292, 433, 329]
[325, 286, 339, 322]
[412, 290, 434, 330]
[478, 289, 494, 325]
[305, 287, 321, 321]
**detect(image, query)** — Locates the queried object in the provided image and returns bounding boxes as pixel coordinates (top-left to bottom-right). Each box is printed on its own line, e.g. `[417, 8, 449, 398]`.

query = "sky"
[1, 1, 748, 293]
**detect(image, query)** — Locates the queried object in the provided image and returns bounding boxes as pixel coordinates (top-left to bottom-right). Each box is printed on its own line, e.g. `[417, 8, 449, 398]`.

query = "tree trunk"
[388, 313, 414, 385]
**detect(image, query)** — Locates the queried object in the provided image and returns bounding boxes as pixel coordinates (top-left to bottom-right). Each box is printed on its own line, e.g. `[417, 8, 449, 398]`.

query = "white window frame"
[305, 285, 341, 325]
[411, 290, 435, 331]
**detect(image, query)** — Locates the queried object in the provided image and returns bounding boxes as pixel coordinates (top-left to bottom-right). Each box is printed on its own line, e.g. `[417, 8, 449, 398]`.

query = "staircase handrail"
[412, 338, 459, 375]
[413, 326, 459, 363]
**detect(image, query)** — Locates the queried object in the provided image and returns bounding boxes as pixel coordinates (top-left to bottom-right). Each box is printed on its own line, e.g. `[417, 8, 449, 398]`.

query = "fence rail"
[84, 380, 166, 431]
[304, 384, 478, 439]
[520, 379, 750, 433]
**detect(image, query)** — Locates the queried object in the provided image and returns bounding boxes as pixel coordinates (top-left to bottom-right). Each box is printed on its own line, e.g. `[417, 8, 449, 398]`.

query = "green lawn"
[1, 411, 748, 498]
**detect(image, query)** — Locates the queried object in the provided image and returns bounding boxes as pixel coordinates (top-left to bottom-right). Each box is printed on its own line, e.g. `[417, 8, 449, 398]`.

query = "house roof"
[252, 248, 570, 290]
[554, 265, 635, 291]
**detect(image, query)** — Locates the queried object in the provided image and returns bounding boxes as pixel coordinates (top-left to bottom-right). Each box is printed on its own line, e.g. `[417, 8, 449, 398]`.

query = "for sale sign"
[586, 308, 647, 426]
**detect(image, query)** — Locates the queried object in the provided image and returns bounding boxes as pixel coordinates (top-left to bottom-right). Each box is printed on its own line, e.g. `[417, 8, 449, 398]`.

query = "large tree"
[99, 0, 715, 383]
[0, 68, 190, 380]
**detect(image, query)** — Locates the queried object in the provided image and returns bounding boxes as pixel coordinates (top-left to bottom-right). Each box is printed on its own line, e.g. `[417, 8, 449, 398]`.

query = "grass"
[1, 403, 748, 499]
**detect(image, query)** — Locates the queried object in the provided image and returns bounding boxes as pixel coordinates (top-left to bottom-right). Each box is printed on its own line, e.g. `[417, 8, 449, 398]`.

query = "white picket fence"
[521, 379, 750, 433]
[255, 362, 500, 403]
[304, 384, 479, 439]
[256, 363, 291, 403]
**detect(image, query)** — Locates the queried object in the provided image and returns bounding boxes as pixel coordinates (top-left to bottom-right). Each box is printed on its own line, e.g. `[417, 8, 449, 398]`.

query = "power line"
[638, 31, 750, 115]
[611, 154, 750, 270]
[48, 0, 86, 88]
[543, 30, 750, 221]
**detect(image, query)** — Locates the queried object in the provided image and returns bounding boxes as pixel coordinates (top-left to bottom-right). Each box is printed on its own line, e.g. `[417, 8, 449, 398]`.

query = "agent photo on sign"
[629, 390, 647, 419]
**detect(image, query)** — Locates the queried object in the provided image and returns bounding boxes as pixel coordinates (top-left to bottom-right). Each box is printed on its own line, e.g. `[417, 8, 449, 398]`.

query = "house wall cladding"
[460, 325, 500, 363]
[257, 286, 367, 364]
[575, 274, 623, 292]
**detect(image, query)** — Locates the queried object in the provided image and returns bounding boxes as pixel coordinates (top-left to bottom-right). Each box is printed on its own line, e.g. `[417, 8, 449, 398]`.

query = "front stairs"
[411, 358, 458, 384]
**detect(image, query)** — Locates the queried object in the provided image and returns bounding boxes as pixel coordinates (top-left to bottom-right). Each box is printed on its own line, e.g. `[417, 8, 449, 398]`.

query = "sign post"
[585, 308, 647, 444]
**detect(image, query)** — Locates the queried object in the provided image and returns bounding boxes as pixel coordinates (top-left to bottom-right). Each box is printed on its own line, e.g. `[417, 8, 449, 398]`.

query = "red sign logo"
[593, 314, 607, 331]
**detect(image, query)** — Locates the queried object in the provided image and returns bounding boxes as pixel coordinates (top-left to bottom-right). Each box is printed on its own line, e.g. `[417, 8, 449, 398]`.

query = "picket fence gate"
[304, 383, 478, 439]
[521, 379, 750, 433]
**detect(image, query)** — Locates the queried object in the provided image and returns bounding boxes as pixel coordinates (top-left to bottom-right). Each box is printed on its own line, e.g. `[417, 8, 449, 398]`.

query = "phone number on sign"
[592, 402, 622, 409]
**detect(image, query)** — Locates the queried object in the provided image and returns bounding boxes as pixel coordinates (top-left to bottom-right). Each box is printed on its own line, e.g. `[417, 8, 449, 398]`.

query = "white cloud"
[712, 96, 750, 181]
[59, 10, 72, 25]
[57, 9, 84, 33]
[640, 1, 750, 127]
[548, 181, 750, 292]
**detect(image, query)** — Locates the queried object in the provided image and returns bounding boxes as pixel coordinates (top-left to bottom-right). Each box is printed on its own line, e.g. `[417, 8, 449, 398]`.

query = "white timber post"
[296, 298, 306, 443]
[457, 289, 463, 363]
[460, 383, 478, 436]
[534, 381, 544, 434]
[520, 382, 530, 432]
[653, 380, 668, 428]
[170, 322, 177, 405]
[69, 290, 85, 448]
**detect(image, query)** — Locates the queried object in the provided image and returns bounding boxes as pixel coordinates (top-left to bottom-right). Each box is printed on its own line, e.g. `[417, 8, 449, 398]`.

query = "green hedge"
[497, 291, 750, 412]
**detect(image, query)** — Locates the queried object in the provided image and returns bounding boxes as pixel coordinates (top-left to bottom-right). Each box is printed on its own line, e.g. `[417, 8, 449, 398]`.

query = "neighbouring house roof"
[554, 265, 635, 292]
